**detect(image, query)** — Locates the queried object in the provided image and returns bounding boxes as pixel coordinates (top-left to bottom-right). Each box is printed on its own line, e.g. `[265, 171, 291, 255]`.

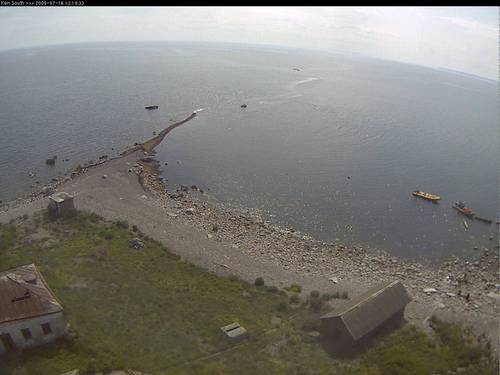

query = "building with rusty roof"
[0, 264, 67, 354]
[320, 280, 411, 351]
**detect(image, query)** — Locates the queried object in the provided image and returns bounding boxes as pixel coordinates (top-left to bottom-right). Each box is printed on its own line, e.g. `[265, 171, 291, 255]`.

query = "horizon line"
[0, 39, 497, 82]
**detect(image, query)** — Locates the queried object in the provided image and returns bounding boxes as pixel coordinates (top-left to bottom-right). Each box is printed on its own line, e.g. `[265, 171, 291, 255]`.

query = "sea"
[0, 41, 498, 263]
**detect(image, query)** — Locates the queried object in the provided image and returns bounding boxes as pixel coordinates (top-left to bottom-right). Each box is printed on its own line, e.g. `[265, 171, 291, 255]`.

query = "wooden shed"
[320, 280, 411, 351]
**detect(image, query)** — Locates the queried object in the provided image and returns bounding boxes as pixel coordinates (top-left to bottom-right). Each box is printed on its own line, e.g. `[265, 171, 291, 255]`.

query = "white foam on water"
[193, 108, 205, 114]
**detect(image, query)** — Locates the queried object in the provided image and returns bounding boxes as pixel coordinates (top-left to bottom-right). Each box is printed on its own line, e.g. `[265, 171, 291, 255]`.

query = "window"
[21, 328, 32, 340]
[41, 322, 52, 335]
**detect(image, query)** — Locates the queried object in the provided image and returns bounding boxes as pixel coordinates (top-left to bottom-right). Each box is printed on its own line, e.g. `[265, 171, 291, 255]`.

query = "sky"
[0, 6, 498, 79]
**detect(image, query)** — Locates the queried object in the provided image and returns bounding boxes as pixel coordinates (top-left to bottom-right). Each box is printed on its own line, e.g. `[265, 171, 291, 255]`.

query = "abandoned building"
[0, 264, 67, 355]
[48, 192, 75, 218]
[320, 280, 411, 351]
[220, 322, 248, 342]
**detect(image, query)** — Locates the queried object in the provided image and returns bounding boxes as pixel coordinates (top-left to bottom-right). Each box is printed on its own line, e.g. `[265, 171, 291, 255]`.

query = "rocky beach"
[1, 111, 498, 353]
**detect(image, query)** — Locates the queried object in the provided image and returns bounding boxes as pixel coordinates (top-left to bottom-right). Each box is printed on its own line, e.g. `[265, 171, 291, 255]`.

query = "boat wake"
[193, 108, 206, 114]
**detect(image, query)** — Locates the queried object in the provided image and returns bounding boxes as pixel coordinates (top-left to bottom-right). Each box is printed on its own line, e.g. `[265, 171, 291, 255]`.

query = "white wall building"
[0, 264, 68, 355]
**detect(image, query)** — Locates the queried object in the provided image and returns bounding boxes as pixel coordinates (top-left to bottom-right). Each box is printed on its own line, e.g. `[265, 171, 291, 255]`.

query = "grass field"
[0, 210, 497, 375]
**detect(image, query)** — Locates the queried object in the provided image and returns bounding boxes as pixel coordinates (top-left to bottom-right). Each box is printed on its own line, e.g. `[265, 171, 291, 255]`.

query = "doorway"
[1, 333, 16, 352]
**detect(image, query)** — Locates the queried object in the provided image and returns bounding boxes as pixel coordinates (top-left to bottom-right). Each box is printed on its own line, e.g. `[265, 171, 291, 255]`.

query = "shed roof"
[0, 264, 63, 325]
[321, 280, 411, 341]
[50, 192, 73, 203]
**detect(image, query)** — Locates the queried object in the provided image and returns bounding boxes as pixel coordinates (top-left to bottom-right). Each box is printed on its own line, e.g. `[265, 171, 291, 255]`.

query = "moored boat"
[452, 201, 474, 218]
[145, 105, 159, 110]
[412, 190, 441, 202]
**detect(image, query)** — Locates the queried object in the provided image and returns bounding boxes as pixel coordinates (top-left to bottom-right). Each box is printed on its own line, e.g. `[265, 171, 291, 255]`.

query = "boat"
[412, 190, 441, 202]
[463, 220, 469, 229]
[475, 216, 492, 224]
[452, 201, 474, 218]
[145, 105, 159, 110]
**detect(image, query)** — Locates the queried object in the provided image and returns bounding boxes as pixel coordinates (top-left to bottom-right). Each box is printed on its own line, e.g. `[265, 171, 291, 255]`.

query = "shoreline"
[0, 111, 498, 351]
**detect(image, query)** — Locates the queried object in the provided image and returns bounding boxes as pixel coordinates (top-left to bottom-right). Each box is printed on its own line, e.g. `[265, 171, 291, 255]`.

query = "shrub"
[212, 223, 219, 232]
[289, 294, 300, 304]
[254, 277, 265, 287]
[132, 225, 138, 232]
[302, 318, 320, 332]
[309, 297, 325, 312]
[321, 291, 349, 300]
[284, 284, 302, 293]
[99, 229, 114, 240]
[277, 301, 288, 312]
[61, 208, 77, 220]
[266, 285, 279, 293]
[115, 220, 129, 229]
[310, 290, 320, 299]
[321, 293, 334, 301]
[22, 214, 29, 220]
[228, 274, 239, 282]
[88, 212, 101, 223]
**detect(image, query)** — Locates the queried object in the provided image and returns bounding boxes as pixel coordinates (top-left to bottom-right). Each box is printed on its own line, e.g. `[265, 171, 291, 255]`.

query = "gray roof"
[321, 280, 411, 341]
[50, 192, 73, 203]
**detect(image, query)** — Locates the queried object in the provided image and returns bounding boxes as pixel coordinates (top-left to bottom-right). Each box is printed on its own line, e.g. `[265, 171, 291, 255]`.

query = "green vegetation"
[284, 283, 302, 293]
[0, 210, 497, 375]
[321, 291, 350, 301]
[351, 319, 497, 375]
[0, 222, 16, 251]
[254, 277, 265, 287]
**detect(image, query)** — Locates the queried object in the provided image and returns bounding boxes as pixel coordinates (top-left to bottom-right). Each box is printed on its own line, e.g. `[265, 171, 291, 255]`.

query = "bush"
[284, 284, 302, 293]
[61, 208, 77, 220]
[254, 277, 265, 287]
[115, 220, 129, 229]
[212, 223, 219, 232]
[310, 290, 320, 299]
[302, 318, 320, 332]
[321, 293, 334, 301]
[309, 297, 325, 312]
[321, 291, 349, 300]
[277, 301, 288, 312]
[132, 225, 138, 232]
[266, 285, 279, 293]
[289, 294, 300, 304]
[228, 274, 239, 282]
[99, 229, 114, 240]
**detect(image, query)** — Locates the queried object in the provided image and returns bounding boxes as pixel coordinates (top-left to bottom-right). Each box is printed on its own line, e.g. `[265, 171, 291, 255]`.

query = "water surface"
[0, 41, 497, 262]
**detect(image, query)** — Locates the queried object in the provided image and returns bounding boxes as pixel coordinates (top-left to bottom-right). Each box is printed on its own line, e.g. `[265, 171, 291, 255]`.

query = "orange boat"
[412, 190, 441, 202]
[452, 201, 474, 218]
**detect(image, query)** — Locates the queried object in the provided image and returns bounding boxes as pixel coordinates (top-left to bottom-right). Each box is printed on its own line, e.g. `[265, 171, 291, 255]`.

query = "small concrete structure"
[220, 322, 248, 342]
[48, 192, 75, 218]
[0, 264, 68, 355]
[320, 280, 411, 352]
